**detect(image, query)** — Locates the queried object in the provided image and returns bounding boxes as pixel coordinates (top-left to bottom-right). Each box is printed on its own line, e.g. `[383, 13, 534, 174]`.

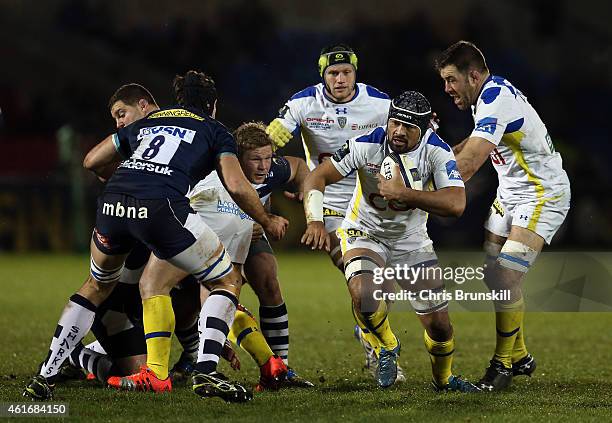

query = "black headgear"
[318, 44, 358, 77]
[388, 91, 432, 138]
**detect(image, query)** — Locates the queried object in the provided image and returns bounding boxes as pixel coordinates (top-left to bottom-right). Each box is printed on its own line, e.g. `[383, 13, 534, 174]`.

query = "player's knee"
[412, 287, 449, 318]
[254, 279, 283, 305]
[344, 255, 379, 285]
[207, 266, 243, 297]
[78, 274, 116, 306]
[90, 256, 123, 285]
[351, 295, 364, 315]
[348, 280, 380, 314]
[193, 244, 233, 284]
[245, 256, 282, 304]
[497, 240, 538, 274]
[483, 241, 503, 270]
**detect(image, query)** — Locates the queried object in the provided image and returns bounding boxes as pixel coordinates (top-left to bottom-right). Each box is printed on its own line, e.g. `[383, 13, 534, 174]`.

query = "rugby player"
[301, 91, 480, 392]
[104, 84, 261, 384]
[23, 70, 287, 402]
[191, 121, 314, 388]
[266, 43, 403, 380]
[53, 242, 242, 385]
[107, 83, 293, 389]
[435, 41, 571, 391]
[64, 86, 308, 392]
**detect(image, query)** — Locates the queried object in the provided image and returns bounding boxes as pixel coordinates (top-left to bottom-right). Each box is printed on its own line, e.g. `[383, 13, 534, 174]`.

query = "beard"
[388, 136, 411, 154]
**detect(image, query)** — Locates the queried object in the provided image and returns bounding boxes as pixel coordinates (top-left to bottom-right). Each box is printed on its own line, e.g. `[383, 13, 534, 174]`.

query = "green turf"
[1, 253, 611, 422]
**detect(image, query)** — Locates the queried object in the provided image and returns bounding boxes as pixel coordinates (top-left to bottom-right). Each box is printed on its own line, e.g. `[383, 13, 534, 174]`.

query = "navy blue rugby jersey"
[105, 107, 237, 199]
[254, 155, 292, 204]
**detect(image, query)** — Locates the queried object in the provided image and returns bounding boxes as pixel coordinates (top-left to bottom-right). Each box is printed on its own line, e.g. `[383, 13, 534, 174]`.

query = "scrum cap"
[318, 43, 358, 77]
[388, 91, 432, 138]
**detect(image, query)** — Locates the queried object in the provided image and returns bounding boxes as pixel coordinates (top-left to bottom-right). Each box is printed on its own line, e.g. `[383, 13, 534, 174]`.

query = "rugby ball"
[380, 153, 422, 191]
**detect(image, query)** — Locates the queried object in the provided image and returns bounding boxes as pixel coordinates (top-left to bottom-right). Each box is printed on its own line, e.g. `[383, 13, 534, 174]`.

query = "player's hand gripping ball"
[379, 153, 422, 208]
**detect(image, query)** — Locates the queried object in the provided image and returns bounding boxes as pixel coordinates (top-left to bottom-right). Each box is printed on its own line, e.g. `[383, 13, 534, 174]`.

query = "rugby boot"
[282, 367, 315, 388]
[192, 371, 252, 402]
[107, 366, 172, 392]
[433, 375, 481, 393]
[478, 359, 513, 391]
[255, 355, 287, 392]
[376, 339, 401, 388]
[170, 351, 195, 383]
[23, 375, 55, 401]
[512, 354, 536, 377]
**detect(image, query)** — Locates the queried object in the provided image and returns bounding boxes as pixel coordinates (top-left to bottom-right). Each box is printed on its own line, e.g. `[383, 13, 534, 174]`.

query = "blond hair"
[233, 121, 273, 155]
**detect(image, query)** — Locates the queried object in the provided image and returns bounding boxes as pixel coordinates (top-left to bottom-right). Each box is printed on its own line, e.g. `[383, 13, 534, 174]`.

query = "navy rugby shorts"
[93, 192, 200, 260]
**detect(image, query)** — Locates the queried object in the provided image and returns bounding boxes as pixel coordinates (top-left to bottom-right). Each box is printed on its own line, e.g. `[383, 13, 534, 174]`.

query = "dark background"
[1, 0, 611, 252]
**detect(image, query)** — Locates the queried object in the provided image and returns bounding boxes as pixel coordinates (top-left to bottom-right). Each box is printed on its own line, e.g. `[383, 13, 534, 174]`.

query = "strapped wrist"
[304, 190, 324, 223]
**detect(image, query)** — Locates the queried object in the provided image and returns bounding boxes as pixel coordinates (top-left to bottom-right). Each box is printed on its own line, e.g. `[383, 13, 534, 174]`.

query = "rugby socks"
[351, 303, 381, 356]
[228, 306, 274, 367]
[84, 340, 106, 354]
[360, 301, 398, 351]
[512, 326, 529, 363]
[70, 342, 114, 382]
[39, 294, 96, 381]
[485, 241, 530, 367]
[195, 290, 237, 375]
[259, 303, 289, 365]
[494, 297, 524, 368]
[143, 295, 175, 380]
[424, 330, 455, 387]
[175, 318, 199, 362]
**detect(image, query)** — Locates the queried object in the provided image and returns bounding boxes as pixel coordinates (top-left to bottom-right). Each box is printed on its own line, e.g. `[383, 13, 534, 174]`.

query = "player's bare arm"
[452, 137, 469, 155]
[83, 135, 122, 180]
[301, 160, 343, 251]
[263, 197, 272, 212]
[454, 136, 496, 181]
[217, 154, 288, 240]
[251, 198, 271, 243]
[377, 172, 465, 217]
[283, 156, 309, 202]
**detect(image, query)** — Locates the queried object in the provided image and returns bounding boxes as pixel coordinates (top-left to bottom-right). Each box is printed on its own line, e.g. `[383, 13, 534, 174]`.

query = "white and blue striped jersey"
[273, 82, 390, 214]
[189, 156, 292, 211]
[471, 75, 570, 204]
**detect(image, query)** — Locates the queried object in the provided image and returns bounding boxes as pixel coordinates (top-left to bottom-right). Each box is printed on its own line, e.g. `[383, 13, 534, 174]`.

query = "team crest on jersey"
[338, 117, 347, 128]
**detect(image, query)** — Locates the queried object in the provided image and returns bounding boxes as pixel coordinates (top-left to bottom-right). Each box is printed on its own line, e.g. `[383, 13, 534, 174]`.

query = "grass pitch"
[1, 253, 611, 422]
